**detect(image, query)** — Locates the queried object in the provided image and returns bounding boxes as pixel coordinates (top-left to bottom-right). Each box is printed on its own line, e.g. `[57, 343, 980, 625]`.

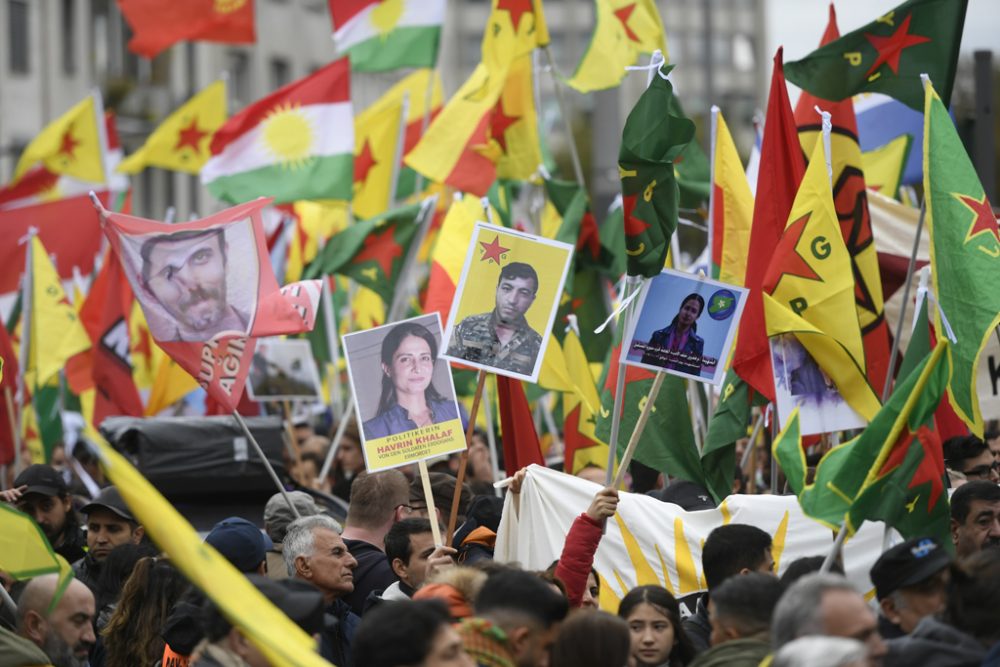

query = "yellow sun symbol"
[370, 0, 404, 39]
[260, 102, 315, 171]
[213, 0, 247, 15]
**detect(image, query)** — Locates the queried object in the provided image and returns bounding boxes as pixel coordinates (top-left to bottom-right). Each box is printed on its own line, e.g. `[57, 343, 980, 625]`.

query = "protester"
[325, 421, 366, 503]
[409, 472, 474, 529]
[689, 572, 782, 667]
[381, 518, 453, 602]
[459, 568, 568, 667]
[13, 574, 96, 667]
[91, 542, 159, 631]
[772, 636, 868, 667]
[204, 517, 271, 575]
[1, 464, 87, 563]
[354, 599, 475, 667]
[869, 536, 950, 639]
[339, 469, 410, 615]
[552, 484, 618, 609]
[779, 555, 844, 589]
[262, 490, 326, 581]
[772, 573, 886, 665]
[943, 434, 999, 483]
[550, 610, 631, 667]
[192, 575, 327, 667]
[618, 585, 696, 667]
[883, 549, 1000, 666]
[413, 566, 488, 620]
[284, 514, 359, 666]
[682, 523, 774, 654]
[73, 486, 146, 592]
[949, 480, 1000, 558]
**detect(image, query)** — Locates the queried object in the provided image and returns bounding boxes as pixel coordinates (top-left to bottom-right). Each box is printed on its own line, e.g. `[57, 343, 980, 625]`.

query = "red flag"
[118, 0, 255, 59]
[80, 254, 144, 426]
[793, 3, 891, 395]
[732, 49, 806, 400]
[496, 375, 544, 476]
[0, 322, 19, 465]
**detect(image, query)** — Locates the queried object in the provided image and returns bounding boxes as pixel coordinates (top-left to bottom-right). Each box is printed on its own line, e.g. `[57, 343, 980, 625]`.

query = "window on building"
[61, 0, 76, 75]
[90, 0, 109, 80]
[8, 0, 30, 75]
[228, 50, 251, 109]
[270, 57, 290, 90]
[733, 33, 755, 73]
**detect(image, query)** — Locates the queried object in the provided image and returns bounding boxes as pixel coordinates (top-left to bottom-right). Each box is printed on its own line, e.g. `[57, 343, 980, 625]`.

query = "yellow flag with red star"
[568, 0, 667, 93]
[118, 80, 227, 175]
[14, 95, 105, 184]
[353, 97, 405, 220]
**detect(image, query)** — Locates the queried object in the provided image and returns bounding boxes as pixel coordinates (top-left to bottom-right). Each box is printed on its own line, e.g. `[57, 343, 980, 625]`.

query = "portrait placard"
[770, 334, 867, 435]
[441, 222, 573, 383]
[246, 339, 323, 401]
[622, 269, 748, 385]
[343, 313, 466, 472]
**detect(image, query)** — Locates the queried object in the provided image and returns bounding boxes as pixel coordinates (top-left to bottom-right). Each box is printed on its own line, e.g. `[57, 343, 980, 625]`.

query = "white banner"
[978, 331, 1000, 422]
[496, 465, 887, 613]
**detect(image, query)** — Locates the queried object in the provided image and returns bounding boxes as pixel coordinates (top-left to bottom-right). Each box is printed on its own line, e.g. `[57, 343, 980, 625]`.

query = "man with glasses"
[943, 435, 999, 483]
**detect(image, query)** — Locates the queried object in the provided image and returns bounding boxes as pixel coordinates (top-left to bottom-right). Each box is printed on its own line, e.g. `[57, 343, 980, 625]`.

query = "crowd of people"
[1, 427, 999, 667]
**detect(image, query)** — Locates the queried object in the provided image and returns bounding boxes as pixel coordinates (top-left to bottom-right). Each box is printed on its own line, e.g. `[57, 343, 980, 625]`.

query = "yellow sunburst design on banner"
[370, 0, 404, 37]
[214, 0, 247, 14]
[261, 103, 315, 170]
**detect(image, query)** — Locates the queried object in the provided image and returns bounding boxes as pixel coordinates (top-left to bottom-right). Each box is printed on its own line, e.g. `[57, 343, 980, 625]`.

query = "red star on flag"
[876, 425, 945, 512]
[614, 4, 641, 42]
[59, 126, 80, 159]
[497, 0, 534, 32]
[602, 343, 655, 393]
[174, 117, 208, 153]
[763, 214, 822, 294]
[578, 211, 602, 260]
[621, 194, 651, 237]
[864, 13, 930, 78]
[352, 225, 401, 277]
[954, 192, 1000, 245]
[354, 139, 378, 186]
[479, 235, 510, 264]
[490, 102, 521, 155]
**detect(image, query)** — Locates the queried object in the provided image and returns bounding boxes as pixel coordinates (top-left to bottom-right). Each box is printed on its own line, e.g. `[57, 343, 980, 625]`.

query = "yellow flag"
[144, 354, 198, 416]
[129, 301, 158, 391]
[27, 237, 91, 388]
[118, 80, 227, 175]
[92, 439, 332, 667]
[493, 55, 542, 183]
[374, 68, 444, 127]
[711, 109, 754, 287]
[350, 285, 386, 331]
[568, 0, 668, 93]
[14, 95, 105, 183]
[562, 327, 609, 473]
[482, 0, 549, 73]
[0, 504, 75, 612]
[354, 100, 404, 219]
[762, 139, 880, 420]
[862, 134, 911, 200]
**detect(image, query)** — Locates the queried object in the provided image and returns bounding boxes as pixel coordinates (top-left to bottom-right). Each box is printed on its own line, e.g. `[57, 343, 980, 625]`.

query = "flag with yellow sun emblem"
[330, 0, 445, 72]
[201, 59, 353, 205]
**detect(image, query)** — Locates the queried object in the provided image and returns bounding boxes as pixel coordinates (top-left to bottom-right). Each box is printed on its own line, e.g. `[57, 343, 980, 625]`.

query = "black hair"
[779, 556, 843, 590]
[139, 228, 226, 284]
[617, 585, 696, 666]
[951, 480, 1000, 523]
[353, 600, 453, 667]
[667, 293, 706, 333]
[475, 569, 569, 628]
[551, 610, 631, 667]
[498, 262, 539, 293]
[944, 549, 1000, 643]
[943, 434, 990, 470]
[702, 523, 772, 590]
[375, 321, 447, 416]
[711, 572, 784, 637]
[384, 518, 435, 566]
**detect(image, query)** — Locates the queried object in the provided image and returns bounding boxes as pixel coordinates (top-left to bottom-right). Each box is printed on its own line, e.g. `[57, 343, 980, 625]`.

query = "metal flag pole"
[231, 411, 300, 519]
[318, 393, 356, 484]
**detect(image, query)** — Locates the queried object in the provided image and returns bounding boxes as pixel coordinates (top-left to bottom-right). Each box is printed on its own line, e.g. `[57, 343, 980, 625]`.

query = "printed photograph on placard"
[246, 339, 323, 401]
[622, 269, 748, 385]
[441, 222, 574, 383]
[116, 218, 260, 342]
[343, 313, 466, 472]
[770, 334, 867, 436]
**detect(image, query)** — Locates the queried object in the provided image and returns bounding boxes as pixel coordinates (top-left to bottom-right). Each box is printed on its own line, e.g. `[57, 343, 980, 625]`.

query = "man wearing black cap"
[1, 464, 87, 563]
[73, 486, 145, 591]
[870, 536, 951, 639]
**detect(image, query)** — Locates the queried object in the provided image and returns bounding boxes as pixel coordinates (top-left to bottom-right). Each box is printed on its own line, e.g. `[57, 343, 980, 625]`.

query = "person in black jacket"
[2, 464, 87, 563]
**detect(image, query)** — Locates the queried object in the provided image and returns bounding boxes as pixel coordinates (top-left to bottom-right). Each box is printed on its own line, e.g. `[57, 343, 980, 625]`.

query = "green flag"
[303, 203, 421, 304]
[599, 202, 627, 281]
[924, 79, 1000, 435]
[774, 343, 950, 541]
[618, 63, 695, 277]
[784, 0, 968, 111]
[701, 369, 763, 503]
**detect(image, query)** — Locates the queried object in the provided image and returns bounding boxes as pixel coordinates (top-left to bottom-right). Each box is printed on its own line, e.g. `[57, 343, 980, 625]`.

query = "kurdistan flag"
[923, 79, 1000, 435]
[330, 0, 444, 72]
[201, 59, 353, 205]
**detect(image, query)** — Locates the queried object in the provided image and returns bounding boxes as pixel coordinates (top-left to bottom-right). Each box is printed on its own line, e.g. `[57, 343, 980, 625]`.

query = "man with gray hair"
[772, 573, 886, 666]
[772, 636, 868, 667]
[12, 574, 96, 667]
[284, 514, 359, 667]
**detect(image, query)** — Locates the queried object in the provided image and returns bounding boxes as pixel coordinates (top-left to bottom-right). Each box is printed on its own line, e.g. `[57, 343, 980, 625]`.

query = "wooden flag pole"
[418, 459, 443, 547]
[232, 411, 300, 519]
[605, 276, 643, 485]
[612, 371, 666, 488]
[446, 369, 487, 546]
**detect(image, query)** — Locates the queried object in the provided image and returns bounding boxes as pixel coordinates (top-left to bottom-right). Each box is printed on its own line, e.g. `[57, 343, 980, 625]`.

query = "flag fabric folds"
[423, 196, 485, 324]
[923, 79, 1000, 435]
[708, 108, 754, 286]
[118, 0, 255, 59]
[862, 134, 912, 198]
[118, 80, 227, 175]
[330, 0, 444, 72]
[784, 0, 969, 111]
[14, 95, 106, 184]
[481, 0, 549, 72]
[568, 0, 667, 93]
[353, 98, 405, 220]
[497, 375, 545, 476]
[618, 64, 695, 277]
[201, 59, 353, 205]
[762, 138, 881, 421]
